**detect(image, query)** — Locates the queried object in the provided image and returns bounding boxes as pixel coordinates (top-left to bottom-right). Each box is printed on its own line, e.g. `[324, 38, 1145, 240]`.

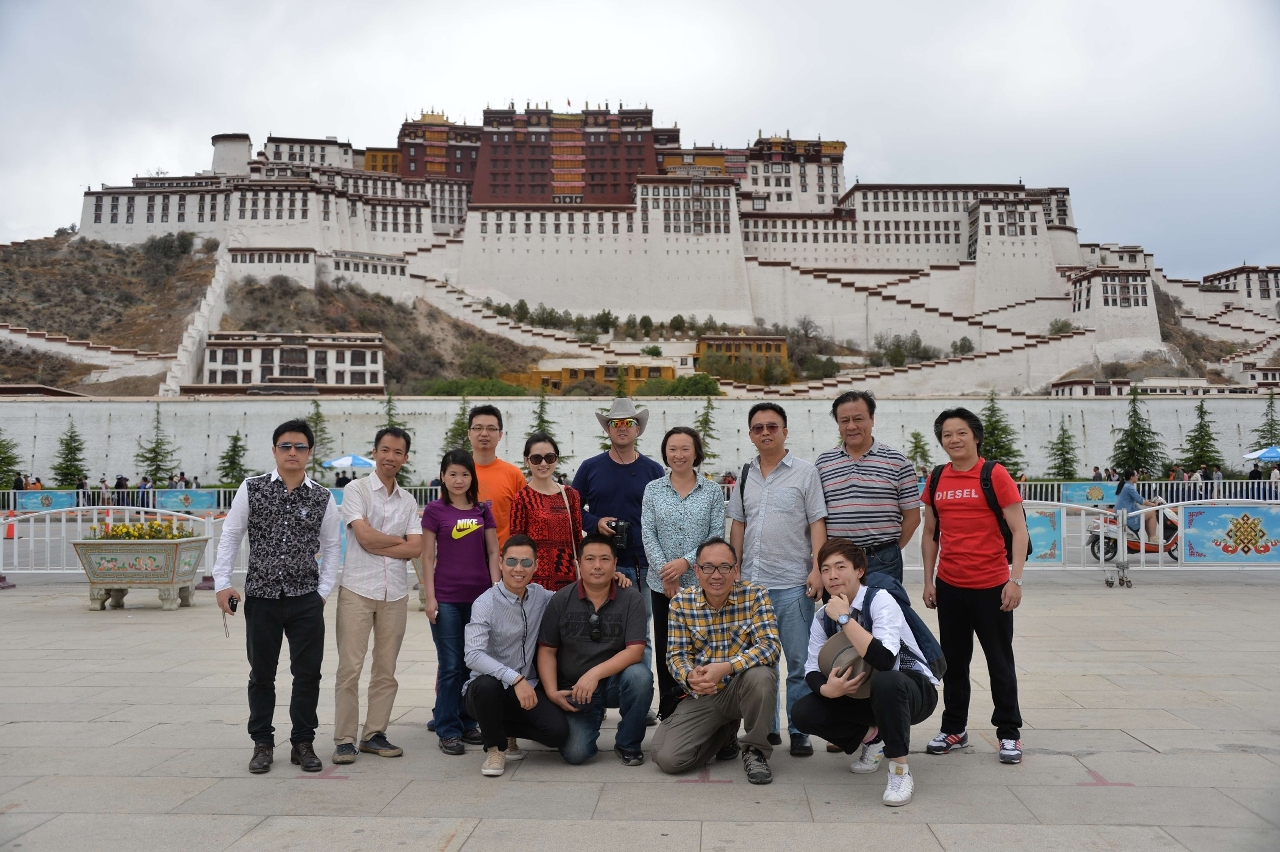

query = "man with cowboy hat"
[573, 398, 665, 720]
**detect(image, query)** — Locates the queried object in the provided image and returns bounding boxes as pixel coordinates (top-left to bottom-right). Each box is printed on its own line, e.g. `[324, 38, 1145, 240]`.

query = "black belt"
[860, 540, 899, 555]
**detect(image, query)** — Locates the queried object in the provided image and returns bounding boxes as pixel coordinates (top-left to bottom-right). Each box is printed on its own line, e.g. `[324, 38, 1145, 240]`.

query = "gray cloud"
[1, 0, 1276, 278]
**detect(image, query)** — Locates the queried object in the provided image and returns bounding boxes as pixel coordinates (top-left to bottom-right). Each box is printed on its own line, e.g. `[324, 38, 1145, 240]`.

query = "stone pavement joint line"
[0, 570, 1278, 851]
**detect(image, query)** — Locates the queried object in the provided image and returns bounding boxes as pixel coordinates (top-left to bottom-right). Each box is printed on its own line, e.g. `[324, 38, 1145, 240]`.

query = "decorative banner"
[1183, 504, 1280, 565]
[1061, 482, 1113, 507]
[156, 490, 217, 512]
[16, 491, 76, 511]
[328, 488, 345, 505]
[1026, 507, 1065, 565]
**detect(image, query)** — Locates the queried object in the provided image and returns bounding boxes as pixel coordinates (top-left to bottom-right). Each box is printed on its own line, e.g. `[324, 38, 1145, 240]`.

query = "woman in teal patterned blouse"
[641, 426, 727, 714]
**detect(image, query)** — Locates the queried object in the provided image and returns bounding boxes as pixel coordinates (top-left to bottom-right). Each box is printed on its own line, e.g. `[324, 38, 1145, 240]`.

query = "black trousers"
[792, 669, 937, 759]
[650, 589, 683, 715]
[935, 576, 1022, 740]
[245, 592, 326, 746]
[464, 674, 569, 751]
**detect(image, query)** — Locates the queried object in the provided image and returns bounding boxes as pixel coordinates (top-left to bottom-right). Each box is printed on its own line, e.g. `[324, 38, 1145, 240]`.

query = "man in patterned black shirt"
[214, 419, 341, 774]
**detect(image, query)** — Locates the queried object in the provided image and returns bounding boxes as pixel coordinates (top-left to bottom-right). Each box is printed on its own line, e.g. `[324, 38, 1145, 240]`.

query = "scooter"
[1086, 502, 1180, 588]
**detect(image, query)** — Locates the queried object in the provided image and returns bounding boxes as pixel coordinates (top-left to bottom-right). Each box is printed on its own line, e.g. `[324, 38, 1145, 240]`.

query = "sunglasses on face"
[697, 563, 735, 576]
[275, 442, 311, 452]
[526, 453, 558, 466]
[588, 612, 602, 643]
[749, 422, 782, 436]
[608, 418, 638, 429]
[504, 557, 534, 568]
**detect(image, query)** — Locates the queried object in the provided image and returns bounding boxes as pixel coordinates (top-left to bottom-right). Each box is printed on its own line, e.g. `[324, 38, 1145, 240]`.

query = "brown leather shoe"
[249, 742, 273, 774]
[291, 740, 323, 772]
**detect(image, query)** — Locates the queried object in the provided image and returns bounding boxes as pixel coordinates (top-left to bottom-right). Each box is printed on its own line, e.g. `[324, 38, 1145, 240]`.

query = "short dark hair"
[933, 407, 983, 451]
[502, 533, 537, 556]
[660, 426, 705, 469]
[748, 402, 787, 427]
[578, 533, 617, 557]
[439, 449, 479, 508]
[273, 418, 315, 447]
[694, 536, 737, 564]
[817, 537, 868, 576]
[374, 426, 411, 454]
[831, 390, 876, 420]
[523, 431, 560, 458]
[468, 404, 503, 431]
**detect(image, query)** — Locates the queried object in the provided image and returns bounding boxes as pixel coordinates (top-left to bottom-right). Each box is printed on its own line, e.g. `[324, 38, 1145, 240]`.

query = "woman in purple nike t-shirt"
[421, 449, 501, 754]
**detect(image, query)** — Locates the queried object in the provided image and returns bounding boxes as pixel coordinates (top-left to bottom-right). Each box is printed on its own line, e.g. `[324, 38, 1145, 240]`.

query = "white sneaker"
[505, 737, 526, 761]
[481, 746, 506, 777]
[882, 762, 914, 807]
[849, 740, 885, 774]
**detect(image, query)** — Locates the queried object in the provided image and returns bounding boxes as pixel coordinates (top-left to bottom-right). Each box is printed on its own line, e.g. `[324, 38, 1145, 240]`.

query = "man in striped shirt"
[814, 391, 921, 585]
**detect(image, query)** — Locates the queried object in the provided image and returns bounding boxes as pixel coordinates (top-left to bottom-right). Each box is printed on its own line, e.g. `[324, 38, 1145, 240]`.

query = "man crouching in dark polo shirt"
[536, 534, 654, 766]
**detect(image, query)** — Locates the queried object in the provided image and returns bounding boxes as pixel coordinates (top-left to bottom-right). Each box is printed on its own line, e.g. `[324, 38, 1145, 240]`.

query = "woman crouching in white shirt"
[792, 538, 940, 807]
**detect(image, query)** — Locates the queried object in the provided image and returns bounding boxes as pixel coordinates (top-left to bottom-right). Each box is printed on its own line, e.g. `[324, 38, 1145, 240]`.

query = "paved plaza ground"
[0, 570, 1278, 851]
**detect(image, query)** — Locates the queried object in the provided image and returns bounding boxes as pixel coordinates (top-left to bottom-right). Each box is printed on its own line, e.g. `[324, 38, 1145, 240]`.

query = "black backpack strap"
[737, 463, 751, 509]
[980, 460, 1023, 563]
[927, 464, 946, 542]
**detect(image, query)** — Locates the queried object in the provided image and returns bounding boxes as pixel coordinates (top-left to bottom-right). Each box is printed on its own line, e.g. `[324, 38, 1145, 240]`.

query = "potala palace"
[71, 105, 1280, 398]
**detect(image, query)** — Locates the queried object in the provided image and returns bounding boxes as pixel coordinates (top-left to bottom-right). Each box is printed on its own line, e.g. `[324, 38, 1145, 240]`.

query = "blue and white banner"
[1182, 504, 1280, 565]
[156, 490, 217, 512]
[1026, 506, 1065, 565]
[16, 492, 76, 511]
[1061, 482, 1113, 507]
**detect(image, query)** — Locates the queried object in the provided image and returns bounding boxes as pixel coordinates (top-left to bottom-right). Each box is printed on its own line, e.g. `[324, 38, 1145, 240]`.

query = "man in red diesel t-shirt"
[919, 407, 1028, 765]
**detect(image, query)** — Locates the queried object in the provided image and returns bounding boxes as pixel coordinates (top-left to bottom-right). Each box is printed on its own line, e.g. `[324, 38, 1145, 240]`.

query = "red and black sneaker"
[925, 730, 970, 754]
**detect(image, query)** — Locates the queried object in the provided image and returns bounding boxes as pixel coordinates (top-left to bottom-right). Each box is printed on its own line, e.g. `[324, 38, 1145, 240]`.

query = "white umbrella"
[322, 454, 375, 469]
[1243, 446, 1280, 461]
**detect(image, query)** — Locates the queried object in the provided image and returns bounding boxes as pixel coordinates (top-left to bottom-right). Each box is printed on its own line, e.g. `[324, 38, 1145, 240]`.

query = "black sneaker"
[716, 736, 741, 762]
[767, 732, 782, 746]
[360, 733, 403, 758]
[926, 730, 970, 755]
[741, 746, 773, 785]
[290, 741, 322, 772]
[790, 733, 813, 757]
[331, 743, 358, 764]
[438, 737, 466, 756]
[614, 744, 644, 766]
[461, 728, 484, 746]
[427, 718, 436, 732]
[248, 742, 273, 774]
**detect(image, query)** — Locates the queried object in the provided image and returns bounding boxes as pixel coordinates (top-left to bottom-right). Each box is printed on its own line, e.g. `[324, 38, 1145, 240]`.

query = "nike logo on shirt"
[452, 519, 482, 540]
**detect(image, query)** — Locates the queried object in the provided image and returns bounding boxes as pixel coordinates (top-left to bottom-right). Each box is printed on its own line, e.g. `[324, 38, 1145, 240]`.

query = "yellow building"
[694, 333, 787, 366]
[364, 147, 401, 173]
[501, 359, 675, 394]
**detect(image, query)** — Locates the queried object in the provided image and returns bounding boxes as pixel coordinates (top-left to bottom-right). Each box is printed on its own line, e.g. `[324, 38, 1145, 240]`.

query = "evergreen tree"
[1178, 399, 1224, 471]
[1251, 389, 1280, 451]
[528, 386, 558, 437]
[217, 431, 250, 485]
[694, 396, 720, 464]
[52, 420, 89, 488]
[134, 404, 180, 484]
[304, 400, 334, 481]
[614, 368, 629, 398]
[1043, 415, 1081, 480]
[905, 430, 933, 469]
[978, 390, 1025, 473]
[0, 425, 22, 486]
[374, 391, 415, 486]
[443, 396, 472, 453]
[1110, 388, 1167, 475]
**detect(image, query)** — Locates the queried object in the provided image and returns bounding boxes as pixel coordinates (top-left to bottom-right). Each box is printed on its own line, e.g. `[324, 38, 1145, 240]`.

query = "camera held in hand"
[610, 519, 632, 552]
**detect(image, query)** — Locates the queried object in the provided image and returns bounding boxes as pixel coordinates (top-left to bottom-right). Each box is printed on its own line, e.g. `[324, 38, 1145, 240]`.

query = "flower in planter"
[88, 520, 194, 541]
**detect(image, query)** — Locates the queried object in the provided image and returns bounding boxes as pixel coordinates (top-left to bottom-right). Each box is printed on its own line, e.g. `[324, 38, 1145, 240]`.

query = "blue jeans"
[618, 566, 654, 671]
[559, 662, 654, 764]
[866, 543, 904, 584]
[428, 602, 475, 740]
[767, 585, 815, 736]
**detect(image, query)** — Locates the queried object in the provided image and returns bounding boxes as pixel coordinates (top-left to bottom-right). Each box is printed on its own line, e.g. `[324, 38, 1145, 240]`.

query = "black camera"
[610, 519, 632, 552]
[228, 595, 238, 614]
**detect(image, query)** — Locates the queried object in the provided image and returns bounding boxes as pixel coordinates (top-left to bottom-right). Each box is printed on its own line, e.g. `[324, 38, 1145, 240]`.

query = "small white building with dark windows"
[183, 331, 385, 395]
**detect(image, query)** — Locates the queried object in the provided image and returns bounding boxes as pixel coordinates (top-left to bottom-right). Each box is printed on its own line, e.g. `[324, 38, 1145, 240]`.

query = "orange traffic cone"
[3, 510, 13, 540]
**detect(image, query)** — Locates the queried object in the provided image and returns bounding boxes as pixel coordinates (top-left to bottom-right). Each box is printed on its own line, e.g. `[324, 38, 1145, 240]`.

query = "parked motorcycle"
[1086, 502, 1180, 587]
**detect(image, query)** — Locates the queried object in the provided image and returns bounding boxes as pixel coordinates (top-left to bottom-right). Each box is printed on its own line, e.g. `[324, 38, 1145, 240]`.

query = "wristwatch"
[836, 613, 851, 626]
[1009, 577, 1023, 586]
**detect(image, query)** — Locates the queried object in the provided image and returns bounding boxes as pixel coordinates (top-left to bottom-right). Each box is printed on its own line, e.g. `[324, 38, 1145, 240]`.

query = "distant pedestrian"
[1211, 465, 1222, 499]
[1091, 467, 1102, 481]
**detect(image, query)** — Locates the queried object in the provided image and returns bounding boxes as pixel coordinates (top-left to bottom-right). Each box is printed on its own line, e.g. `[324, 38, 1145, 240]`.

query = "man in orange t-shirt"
[467, 405, 527, 546]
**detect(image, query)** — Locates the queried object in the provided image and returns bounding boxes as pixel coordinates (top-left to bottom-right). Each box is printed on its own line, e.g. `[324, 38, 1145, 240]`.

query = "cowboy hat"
[595, 398, 650, 436]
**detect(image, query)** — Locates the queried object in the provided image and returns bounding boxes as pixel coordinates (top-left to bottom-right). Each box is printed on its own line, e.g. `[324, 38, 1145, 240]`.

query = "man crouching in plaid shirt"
[652, 537, 781, 785]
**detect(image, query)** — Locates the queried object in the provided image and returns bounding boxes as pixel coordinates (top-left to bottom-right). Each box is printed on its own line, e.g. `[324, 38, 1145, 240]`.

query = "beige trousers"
[652, 665, 778, 774]
[333, 587, 408, 745]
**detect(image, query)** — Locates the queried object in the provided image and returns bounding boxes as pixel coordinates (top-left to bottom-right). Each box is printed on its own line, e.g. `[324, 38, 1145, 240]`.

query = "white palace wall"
[1, 395, 1269, 484]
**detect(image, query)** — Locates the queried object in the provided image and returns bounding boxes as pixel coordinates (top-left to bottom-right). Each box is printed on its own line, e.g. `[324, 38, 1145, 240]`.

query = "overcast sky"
[1, 0, 1276, 279]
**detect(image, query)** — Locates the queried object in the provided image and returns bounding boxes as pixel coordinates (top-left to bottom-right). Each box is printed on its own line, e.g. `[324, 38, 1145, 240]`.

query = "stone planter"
[72, 536, 211, 611]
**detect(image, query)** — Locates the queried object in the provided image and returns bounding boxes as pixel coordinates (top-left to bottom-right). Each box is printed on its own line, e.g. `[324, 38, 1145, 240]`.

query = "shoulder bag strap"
[560, 486, 582, 579]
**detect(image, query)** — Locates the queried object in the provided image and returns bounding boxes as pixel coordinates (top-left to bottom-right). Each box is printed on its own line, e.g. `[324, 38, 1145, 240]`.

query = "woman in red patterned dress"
[509, 433, 582, 591]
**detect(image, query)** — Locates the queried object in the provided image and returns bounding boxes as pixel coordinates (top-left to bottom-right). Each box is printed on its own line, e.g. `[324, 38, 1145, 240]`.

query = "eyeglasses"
[275, 442, 311, 452]
[607, 418, 638, 429]
[696, 563, 735, 576]
[749, 422, 782, 436]
[504, 557, 534, 568]
[469, 425, 501, 434]
[527, 453, 558, 466]
[588, 612, 602, 643]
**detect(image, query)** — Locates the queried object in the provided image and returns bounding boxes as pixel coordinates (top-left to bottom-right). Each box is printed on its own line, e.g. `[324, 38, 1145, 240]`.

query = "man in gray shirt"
[728, 402, 828, 757]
